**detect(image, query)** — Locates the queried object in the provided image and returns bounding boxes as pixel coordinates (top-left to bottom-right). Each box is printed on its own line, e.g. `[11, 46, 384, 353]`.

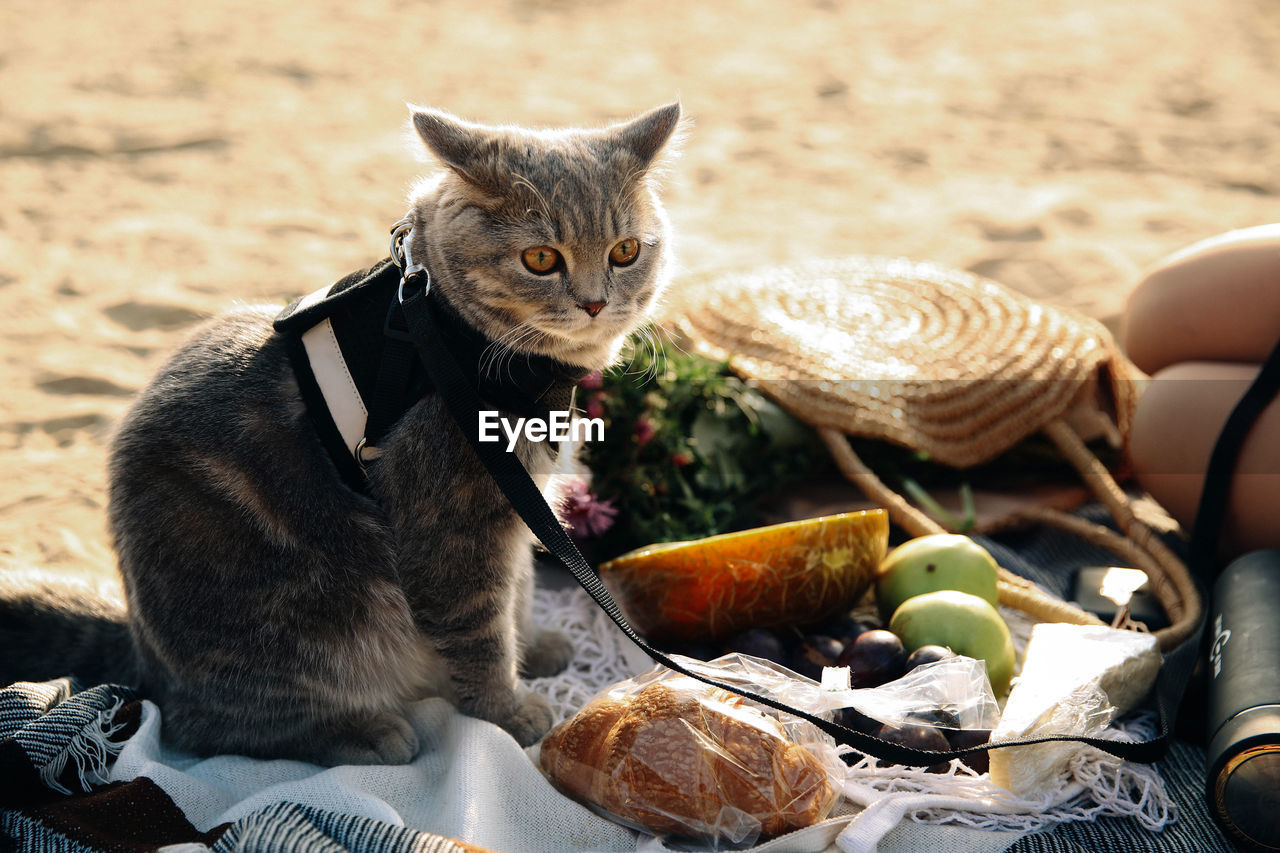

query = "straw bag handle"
[818, 419, 1202, 653]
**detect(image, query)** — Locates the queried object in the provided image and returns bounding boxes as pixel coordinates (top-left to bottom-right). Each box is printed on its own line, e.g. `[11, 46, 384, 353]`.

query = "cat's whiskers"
[642, 326, 665, 385]
[478, 320, 533, 380]
[650, 318, 689, 358]
[640, 324, 667, 384]
[496, 324, 546, 384]
[479, 317, 551, 384]
[478, 322, 519, 379]
[612, 321, 676, 385]
[631, 325, 657, 383]
[617, 325, 654, 381]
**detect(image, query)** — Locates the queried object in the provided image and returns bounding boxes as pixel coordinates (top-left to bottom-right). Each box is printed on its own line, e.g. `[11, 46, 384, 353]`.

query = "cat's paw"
[498, 689, 556, 746]
[318, 711, 420, 766]
[519, 629, 573, 678]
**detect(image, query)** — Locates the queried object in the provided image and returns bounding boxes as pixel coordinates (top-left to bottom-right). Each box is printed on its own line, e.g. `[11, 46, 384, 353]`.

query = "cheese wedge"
[989, 623, 1161, 797]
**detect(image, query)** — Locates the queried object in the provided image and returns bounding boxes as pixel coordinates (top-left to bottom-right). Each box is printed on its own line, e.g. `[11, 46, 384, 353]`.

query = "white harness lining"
[301, 314, 368, 457]
[297, 228, 416, 463]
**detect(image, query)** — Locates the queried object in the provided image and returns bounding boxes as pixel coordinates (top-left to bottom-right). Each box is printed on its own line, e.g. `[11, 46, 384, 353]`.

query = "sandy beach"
[2, 0, 1279, 579]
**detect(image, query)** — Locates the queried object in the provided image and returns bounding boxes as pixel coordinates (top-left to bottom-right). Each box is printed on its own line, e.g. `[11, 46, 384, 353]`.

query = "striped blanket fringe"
[0, 679, 495, 853]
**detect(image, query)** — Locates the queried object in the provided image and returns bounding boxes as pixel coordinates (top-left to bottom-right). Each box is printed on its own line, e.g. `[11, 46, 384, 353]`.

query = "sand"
[3, 0, 1279, 576]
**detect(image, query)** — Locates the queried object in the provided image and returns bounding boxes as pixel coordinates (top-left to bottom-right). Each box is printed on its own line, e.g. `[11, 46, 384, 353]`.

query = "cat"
[0, 101, 683, 765]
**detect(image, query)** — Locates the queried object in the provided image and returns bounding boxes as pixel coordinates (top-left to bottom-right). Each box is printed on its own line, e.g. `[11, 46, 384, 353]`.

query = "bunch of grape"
[670, 614, 991, 773]
[834, 703, 991, 774]
[718, 614, 927, 686]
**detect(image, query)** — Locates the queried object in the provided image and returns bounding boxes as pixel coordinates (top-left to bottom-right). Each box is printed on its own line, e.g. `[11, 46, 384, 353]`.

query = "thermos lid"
[1208, 704, 1280, 851]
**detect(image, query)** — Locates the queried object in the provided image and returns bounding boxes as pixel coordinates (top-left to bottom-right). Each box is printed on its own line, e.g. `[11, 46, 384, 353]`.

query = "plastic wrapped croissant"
[538, 658, 842, 846]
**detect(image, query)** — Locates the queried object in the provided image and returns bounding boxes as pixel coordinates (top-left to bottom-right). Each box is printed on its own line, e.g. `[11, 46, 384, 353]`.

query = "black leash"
[396, 273, 1223, 768]
[1189, 332, 1280, 574]
[1139, 330, 1280, 775]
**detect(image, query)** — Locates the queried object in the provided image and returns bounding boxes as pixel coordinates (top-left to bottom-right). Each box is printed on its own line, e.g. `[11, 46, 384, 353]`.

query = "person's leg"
[1123, 223, 1280, 375]
[1124, 225, 1280, 558]
[1129, 360, 1280, 558]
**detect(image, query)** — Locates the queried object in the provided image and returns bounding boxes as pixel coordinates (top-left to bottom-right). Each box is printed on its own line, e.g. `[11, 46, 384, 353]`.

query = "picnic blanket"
[0, 514, 1246, 853]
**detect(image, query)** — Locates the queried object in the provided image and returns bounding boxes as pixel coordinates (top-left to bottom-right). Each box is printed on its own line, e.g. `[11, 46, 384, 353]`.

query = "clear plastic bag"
[822, 656, 1000, 731]
[820, 656, 1001, 773]
[537, 653, 845, 848]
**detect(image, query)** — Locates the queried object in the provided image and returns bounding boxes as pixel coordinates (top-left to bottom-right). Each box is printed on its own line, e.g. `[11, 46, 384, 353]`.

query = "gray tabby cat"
[0, 102, 682, 764]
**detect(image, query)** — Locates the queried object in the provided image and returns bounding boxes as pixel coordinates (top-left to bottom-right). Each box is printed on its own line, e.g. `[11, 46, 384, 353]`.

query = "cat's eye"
[522, 246, 561, 275]
[610, 238, 640, 266]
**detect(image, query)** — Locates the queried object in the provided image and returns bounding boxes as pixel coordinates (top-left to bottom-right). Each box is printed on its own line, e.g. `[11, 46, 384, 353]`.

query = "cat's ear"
[610, 101, 685, 171]
[410, 106, 497, 188]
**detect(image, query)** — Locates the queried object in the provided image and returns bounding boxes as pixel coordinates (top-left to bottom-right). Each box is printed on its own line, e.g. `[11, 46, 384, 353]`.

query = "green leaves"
[580, 333, 827, 559]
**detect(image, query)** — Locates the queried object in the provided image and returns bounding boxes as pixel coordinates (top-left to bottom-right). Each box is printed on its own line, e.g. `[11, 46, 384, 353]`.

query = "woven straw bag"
[669, 256, 1200, 653]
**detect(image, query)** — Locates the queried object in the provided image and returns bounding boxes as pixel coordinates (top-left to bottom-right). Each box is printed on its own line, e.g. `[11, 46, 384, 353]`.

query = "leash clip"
[390, 217, 431, 303]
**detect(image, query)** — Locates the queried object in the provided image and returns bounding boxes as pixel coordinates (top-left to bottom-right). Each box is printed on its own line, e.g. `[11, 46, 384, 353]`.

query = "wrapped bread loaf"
[539, 680, 837, 843]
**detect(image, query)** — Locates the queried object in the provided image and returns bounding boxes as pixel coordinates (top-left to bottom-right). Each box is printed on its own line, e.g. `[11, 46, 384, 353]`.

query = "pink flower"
[634, 416, 656, 447]
[586, 392, 606, 421]
[579, 370, 604, 390]
[671, 450, 694, 467]
[561, 476, 618, 539]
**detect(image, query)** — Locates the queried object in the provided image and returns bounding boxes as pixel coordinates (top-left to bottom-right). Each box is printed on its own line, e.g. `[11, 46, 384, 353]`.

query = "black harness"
[274, 258, 588, 491]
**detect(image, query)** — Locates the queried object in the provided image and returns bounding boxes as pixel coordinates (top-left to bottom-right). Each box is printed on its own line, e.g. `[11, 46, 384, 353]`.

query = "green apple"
[875, 533, 1000, 622]
[889, 590, 1016, 695]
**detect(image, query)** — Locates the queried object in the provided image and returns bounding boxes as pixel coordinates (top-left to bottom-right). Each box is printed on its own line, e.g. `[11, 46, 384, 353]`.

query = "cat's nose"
[578, 300, 607, 317]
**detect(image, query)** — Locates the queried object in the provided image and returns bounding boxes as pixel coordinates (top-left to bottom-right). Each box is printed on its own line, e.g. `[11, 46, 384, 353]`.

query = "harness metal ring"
[397, 267, 431, 304]
[389, 217, 413, 269]
[355, 436, 384, 474]
[389, 217, 431, 302]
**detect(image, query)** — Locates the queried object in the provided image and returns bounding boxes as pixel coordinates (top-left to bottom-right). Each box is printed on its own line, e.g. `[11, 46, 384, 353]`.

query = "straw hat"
[670, 256, 1199, 652]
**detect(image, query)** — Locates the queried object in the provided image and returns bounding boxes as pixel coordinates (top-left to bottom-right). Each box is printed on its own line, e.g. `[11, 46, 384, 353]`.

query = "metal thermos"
[1206, 550, 1280, 851]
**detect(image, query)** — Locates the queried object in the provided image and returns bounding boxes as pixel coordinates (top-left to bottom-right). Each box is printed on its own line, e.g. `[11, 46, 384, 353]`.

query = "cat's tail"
[0, 568, 138, 688]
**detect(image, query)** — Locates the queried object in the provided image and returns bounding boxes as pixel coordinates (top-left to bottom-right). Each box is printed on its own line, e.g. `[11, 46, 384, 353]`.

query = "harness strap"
[282, 246, 587, 482]
[363, 301, 417, 454]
